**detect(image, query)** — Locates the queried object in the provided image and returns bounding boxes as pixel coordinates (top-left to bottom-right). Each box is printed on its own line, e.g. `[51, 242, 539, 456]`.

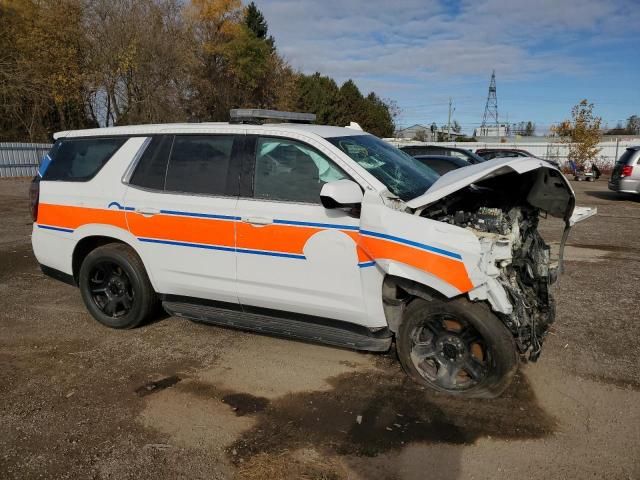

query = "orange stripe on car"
[37, 203, 472, 292]
[128, 212, 235, 248]
[38, 203, 127, 230]
[357, 235, 473, 293]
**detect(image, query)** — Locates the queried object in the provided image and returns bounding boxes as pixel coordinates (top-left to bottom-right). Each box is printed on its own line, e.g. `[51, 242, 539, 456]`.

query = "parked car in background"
[609, 146, 640, 195]
[475, 148, 535, 160]
[475, 148, 559, 167]
[414, 155, 471, 175]
[400, 145, 486, 164]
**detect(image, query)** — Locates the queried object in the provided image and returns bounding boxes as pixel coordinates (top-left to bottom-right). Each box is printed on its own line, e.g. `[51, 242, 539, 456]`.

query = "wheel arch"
[71, 226, 155, 289]
[72, 236, 130, 284]
[382, 274, 451, 333]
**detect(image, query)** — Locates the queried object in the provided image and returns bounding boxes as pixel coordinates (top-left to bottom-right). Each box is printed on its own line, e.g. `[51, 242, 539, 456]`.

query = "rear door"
[611, 149, 636, 180]
[124, 132, 243, 304]
[234, 134, 376, 325]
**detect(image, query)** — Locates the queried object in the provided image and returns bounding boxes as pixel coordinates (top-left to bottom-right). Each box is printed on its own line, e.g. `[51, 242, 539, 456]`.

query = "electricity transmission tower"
[480, 70, 499, 136]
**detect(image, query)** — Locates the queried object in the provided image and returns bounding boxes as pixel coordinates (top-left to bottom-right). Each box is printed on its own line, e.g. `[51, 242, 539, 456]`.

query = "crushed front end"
[439, 206, 557, 360]
[417, 166, 579, 361]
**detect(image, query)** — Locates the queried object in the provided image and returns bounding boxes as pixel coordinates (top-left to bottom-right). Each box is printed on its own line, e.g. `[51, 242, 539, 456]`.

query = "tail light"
[620, 165, 634, 177]
[29, 176, 40, 222]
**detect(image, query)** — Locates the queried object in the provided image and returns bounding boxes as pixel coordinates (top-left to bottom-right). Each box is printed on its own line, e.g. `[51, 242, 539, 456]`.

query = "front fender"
[358, 191, 487, 298]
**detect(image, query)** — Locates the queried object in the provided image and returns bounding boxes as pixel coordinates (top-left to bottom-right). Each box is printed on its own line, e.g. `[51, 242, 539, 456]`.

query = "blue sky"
[255, 0, 640, 134]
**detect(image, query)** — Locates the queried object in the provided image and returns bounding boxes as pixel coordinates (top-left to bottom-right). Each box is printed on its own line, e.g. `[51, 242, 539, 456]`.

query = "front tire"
[79, 243, 157, 329]
[397, 297, 518, 398]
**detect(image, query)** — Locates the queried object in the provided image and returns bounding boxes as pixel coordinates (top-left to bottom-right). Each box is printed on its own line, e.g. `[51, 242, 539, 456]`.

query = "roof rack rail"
[229, 109, 316, 125]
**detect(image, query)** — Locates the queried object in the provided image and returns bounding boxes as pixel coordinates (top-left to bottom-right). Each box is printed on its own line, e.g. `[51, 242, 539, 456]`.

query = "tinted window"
[617, 149, 637, 165]
[165, 135, 235, 195]
[253, 137, 347, 203]
[449, 150, 469, 161]
[43, 137, 127, 181]
[401, 146, 438, 157]
[416, 158, 448, 175]
[328, 135, 439, 201]
[130, 136, 173, 190]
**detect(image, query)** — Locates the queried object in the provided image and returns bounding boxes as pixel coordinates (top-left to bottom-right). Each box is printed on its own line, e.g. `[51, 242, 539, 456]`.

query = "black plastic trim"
[159, 294, 243, 312]
[241, 303, 391, 339]
[159, 294, 392, 352]
[40, 264, 76, 286]
[239, 135, 256, 198]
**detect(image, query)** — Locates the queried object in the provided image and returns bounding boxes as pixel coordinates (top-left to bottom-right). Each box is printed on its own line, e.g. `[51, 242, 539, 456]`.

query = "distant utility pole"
[481, 70, 499, 137]
[447, 97, 455, 141]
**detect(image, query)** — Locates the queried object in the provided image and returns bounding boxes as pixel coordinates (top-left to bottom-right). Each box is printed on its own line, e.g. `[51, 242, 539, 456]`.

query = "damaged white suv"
[30, 109, 595, 398]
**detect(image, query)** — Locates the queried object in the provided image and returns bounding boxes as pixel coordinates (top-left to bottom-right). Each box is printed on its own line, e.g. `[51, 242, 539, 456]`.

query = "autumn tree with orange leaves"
[552, 99, 603, 167]
[1, 0, 396, 142]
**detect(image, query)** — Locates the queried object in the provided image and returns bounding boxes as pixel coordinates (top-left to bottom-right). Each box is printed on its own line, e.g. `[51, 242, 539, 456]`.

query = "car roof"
[402, 145, 469, 151]
[476, 148, 526, 152]
[53, 123, 368, 140]
[413, 155, 472, 166]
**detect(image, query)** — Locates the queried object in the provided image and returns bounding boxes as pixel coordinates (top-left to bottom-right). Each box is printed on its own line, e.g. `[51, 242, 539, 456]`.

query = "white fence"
[0, 143, 52, 178]
[386, 138, 639, 167]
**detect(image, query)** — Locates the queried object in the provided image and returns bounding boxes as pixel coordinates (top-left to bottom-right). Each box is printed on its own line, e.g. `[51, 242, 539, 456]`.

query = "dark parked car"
[475, 148, 559, 167]
[414, 155, 470, 175]
[401, 145, 486, 164]
[475, 148, 535, 160]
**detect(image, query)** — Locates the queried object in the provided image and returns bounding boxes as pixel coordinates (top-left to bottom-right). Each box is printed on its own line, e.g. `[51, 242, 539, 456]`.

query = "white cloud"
[253, 0, 639, 128]
[258, 0, 634, 80]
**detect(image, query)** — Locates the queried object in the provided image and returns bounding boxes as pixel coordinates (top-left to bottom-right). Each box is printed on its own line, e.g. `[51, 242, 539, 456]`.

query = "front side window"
[253, 137, 347, 203]
[42, 137, 127, 181]
[165, 135, 235, 195]
[327, 135, 439, 202]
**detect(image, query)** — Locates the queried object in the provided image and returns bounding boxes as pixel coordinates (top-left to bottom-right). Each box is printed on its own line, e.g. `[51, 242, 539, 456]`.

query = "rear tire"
[79, 243, 157, 329]
[397, 297, 518, 398]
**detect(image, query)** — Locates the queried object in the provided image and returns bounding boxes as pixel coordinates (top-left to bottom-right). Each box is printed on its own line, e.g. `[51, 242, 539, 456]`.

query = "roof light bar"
[229, 109, 316, 124]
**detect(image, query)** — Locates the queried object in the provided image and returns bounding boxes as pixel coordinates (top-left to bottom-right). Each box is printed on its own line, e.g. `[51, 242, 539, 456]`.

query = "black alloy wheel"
[409, 314, 489, 390]
[397, 297, 519, 398]
[88, 261, 135, 318]
[79, 243, 157, 329]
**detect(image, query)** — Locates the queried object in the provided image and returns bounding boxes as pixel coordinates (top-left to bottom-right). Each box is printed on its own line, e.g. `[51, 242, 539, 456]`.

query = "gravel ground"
[0, 177, 638, 479]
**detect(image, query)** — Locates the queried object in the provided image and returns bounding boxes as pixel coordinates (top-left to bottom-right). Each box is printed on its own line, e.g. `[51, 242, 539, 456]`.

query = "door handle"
[136, 207, 160, 217]
[242, 216, 273, 226]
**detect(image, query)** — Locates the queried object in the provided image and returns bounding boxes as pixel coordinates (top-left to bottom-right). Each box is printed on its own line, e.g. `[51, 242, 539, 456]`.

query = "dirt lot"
[1, 178, 639, 479]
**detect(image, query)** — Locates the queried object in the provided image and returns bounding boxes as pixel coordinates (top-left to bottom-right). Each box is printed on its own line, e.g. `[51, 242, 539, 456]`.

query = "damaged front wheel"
[397, 297, 518, 398]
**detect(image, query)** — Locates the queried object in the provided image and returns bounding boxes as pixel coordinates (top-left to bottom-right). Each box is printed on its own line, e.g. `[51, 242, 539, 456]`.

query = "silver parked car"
[609, 146, 640, 195]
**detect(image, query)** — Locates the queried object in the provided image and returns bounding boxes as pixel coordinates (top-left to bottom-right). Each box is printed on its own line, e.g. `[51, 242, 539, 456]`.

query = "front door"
[124, 133, 242, 304]
[235, 135, 376, 326]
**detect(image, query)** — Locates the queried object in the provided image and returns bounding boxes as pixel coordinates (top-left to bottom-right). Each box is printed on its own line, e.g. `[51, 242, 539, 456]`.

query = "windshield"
[327, 135, 439, 201]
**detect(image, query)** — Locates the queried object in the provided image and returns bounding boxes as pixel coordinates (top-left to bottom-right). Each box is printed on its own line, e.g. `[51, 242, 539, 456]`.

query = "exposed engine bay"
[421, 171, 561, 361]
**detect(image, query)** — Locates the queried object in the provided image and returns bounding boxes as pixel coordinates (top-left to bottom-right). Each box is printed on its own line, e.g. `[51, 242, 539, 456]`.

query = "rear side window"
[43, 137, 127, 181]
[165, 135, 235, 195]
[617, 149, 638, 165]
[130, 136, 173, 190]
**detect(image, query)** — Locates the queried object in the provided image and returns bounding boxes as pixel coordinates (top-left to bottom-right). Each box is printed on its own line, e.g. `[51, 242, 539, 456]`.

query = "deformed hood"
[406, 157, 576, 220]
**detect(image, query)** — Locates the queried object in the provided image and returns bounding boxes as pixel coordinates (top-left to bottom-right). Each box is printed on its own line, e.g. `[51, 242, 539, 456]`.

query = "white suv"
[30, 110, 594, 398]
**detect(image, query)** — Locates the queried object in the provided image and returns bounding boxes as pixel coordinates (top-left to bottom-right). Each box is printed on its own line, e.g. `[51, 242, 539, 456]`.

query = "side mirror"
[320, 179, 363, 209]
